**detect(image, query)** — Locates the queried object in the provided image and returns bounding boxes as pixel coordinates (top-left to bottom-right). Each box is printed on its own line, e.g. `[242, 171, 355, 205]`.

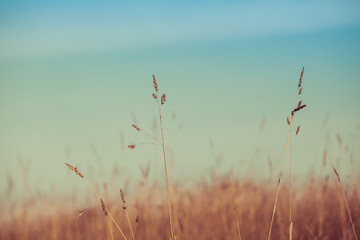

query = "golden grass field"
[1, 174, 359, 240]
[1, 71, 359, 240]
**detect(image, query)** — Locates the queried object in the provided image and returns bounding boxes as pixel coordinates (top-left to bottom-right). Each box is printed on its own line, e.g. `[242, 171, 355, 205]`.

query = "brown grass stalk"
[289, 129, 293, 240]
[121, 189, 135, 240]
[129, 75, 175, 239]
[153, 75, 176, 240]
[331, 164, 358, 240]
[267, 117, 293, 240]
[268, 67, 306, 240]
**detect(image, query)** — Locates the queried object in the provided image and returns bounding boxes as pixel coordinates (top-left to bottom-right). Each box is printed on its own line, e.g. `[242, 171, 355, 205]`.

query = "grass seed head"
[100, 199, 108, 216]
[65, 162, 75, 171]
[153, 74, 159, 92]
[299, 87, 303, 94]
[120, 189, 126, 204]
[297, 101, 302, 108]
[65, 163, 84, 178]
[298, 67, 304, 88]
[296, 126, 300, 135]
[292, 104, 307, 116]
[75, 168, 84, 178]
[161, 94, 166, 105]
[120, 189, 127, 209]
[287, 117, 290, 125]
[331, 164, 340, 182]
[128, 145, 135, 150]
[153, 93, 157, 99]
[132, 124, 141, 131]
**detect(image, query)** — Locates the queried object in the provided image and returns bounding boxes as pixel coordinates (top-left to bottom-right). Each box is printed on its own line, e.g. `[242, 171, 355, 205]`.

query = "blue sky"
[1, 1, 360, 198]
[1, 1, 360, 59]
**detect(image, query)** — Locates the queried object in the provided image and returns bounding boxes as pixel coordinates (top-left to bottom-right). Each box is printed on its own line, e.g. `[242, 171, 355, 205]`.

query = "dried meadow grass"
[268, 67, 307, 240]
[129, 74, 176, 240]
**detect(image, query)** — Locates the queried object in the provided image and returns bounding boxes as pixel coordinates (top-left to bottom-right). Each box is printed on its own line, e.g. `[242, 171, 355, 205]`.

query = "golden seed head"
[120, 189, 126, 204]
[161, 94, 166, 105]
[132, 124, 141, 131]
[100, 199, 108, 216]
[299, 87, 303, 94]
[298, 67, 304, 88]
[291, 104, 307, 116]
[297, 101, 302, 108]
[331, 164, 340, 182]
[76, 169, 84, 178]
[128, 145, 135, 150]
[152, 93, 157, 99]
[287, 117, 290, 125]
[153, 74, 159, 92]
[65, 162, 75, 171]
[65, 163, 84, 178]
[296, 126, 300, 135]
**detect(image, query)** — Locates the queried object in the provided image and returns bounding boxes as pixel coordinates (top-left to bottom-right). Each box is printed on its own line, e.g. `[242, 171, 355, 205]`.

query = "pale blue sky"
[0, 1, 360, 198]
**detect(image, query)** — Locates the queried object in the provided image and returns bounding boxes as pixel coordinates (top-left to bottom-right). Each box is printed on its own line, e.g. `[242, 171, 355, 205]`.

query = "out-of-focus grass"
[1, 174, 359, 240]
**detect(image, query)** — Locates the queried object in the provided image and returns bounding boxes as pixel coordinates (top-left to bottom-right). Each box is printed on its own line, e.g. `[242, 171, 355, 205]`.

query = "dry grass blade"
[331, 165, 358, 240]
[120, 189, 135, 240]
[151, 75, 175, 239]
[129, 75, 176, 240]
[268, 67, 307, 240]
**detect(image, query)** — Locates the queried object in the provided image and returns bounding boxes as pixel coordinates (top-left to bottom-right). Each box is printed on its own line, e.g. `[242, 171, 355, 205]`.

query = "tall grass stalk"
[268, 67, 306, 240]
[331, 165, 358, 240]
[289, 132, 293, 240]
[121, 189, 135, 240]
[130, 75, 175, 239]
[153, 75, 175, 240]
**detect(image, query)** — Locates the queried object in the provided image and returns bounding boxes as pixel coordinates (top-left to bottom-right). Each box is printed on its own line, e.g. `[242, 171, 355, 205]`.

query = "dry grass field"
[1, 71, 359, 240]
[1, 174, 359, 240]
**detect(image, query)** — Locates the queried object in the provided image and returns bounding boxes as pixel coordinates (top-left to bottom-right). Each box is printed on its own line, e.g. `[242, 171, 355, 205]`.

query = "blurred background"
[1, 0, 360, 204]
